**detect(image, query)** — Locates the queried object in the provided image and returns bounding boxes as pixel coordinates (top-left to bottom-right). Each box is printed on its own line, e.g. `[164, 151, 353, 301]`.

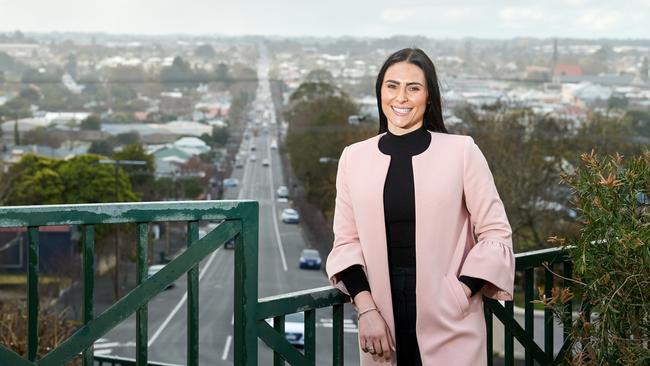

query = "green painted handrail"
[244, 248, 574, 366]
[0, 200, 258, 366]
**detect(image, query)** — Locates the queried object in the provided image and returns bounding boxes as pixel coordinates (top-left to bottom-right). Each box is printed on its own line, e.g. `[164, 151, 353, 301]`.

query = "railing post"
[524, 267, 534, 366]
[544, 266, 554, 359]
[484, 300, 493, 366]
[332, 304, 344, 366]
[187, 221, 199, 366]
[27, 226, 39, 361]
[136, 223, 149, 366]
[82, 225, 95, 366]
[234, 202, 259, 366]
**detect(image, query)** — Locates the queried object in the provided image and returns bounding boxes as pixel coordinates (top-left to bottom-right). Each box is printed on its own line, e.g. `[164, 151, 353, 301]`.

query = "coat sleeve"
[325, 146, 367, 297]
[459, 137, 515, 301]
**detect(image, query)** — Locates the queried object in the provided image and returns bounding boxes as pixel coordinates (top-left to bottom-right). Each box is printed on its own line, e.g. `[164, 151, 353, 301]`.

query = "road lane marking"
[267, 130, 288, 271]
[221, 335, 233, 360]
[148, 245, 221, 347]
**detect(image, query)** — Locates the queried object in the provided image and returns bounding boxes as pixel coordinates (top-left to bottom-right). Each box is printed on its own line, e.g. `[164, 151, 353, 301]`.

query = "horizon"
[0, 0, 648, 40]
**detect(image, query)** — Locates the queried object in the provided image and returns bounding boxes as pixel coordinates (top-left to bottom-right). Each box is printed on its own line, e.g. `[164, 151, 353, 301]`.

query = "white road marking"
[93, 349, 113, 356]
[267, 128, 288, 271]
[221, 335, 233, 360]
[148, 245, 221, 347]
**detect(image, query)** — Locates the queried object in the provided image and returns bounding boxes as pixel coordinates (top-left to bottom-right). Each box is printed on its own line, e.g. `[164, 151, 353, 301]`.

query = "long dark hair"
[376, 48, 447, 134]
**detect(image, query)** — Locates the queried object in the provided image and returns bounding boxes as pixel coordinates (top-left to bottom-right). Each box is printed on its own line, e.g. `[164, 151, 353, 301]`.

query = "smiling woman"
[326, 48, 514, 366]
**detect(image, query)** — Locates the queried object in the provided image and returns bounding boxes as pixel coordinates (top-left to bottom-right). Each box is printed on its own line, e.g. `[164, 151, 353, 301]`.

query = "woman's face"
[380, 61, 428, 135]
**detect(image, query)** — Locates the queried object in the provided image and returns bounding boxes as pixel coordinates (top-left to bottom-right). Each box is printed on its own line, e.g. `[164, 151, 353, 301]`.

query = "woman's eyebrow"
[385, 79, 424, 87]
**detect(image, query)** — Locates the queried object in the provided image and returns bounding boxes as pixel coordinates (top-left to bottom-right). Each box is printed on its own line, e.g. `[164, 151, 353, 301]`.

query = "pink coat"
[326, 131, 515, 365]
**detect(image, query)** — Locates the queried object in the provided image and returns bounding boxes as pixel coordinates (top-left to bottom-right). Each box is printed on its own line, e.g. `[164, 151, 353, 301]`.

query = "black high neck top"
[379, 124, 431, 267]
[339, 125, 485, 299]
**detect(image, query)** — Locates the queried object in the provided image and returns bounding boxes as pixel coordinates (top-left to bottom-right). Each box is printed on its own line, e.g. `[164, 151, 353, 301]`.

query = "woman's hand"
[358, 308, 394, 362]
[354, 291, 394, 362]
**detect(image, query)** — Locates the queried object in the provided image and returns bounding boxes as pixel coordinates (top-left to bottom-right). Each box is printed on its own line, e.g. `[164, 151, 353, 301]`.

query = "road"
[97, 44, 361, 365]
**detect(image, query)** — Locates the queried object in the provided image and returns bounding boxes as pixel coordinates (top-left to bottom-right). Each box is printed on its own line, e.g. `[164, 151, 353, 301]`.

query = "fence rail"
[0, 201, 574, 365]
[0, 200, 258, 366]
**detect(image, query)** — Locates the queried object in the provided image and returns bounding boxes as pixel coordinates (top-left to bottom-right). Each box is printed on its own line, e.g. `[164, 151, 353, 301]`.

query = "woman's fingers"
[379, 337, 392, 360]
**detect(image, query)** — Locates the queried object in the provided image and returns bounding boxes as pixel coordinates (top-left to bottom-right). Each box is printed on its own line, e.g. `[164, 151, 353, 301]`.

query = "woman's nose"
[396, 87, 408, 102]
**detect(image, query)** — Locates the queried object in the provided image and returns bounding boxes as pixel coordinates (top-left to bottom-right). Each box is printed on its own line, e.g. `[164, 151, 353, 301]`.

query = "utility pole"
[99, 159, 147, 301]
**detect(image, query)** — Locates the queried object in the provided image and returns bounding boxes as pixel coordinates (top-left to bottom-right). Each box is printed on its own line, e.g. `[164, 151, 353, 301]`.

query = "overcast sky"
[0, 0, 648, 39]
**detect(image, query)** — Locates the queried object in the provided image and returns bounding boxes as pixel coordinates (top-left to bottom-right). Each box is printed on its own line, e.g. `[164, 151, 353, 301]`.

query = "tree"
[283, 81, 372, 219]
[211, 126, 229, 145]
[0, 154, 64, 205]
[0, 153, 139, 205]
[80, 114, 101, 131]
[63, 54, 77, 78]
[542, 151, 650, 365]
[194, 44, 216, 59]
[114, 131, 141, 146]
[18, 86, 41, 104]
[159, 56, 197, 87]
[305, 69, 334, 84]
[88, 140, 114, 156]
[22, 127, 62, 148]
[113, 144, 156, 200]
[59, 154, 138, 203]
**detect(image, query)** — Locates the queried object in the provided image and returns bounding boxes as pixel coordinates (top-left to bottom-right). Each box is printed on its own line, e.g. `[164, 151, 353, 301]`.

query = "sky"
[0, 0, 648, 39]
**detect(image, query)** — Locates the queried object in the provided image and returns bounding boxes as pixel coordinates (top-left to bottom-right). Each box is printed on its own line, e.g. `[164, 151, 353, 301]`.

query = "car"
[270, 140, 278, 149]
[299, 249, 322, 269]
[281, 208, 300, 224]
[276, 185, 289, 199]
[224, 236, 235, 249]
[262, 158, 270, 167]
[250, 145, 257, 151]
[148, 264, 175, 289]
[249, 155, 257, 162]
[265, 312, 304, 347]
[222, 178, 239, 188]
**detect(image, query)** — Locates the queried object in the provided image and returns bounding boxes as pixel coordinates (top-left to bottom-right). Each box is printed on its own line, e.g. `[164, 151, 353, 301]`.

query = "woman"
[326, 48, 515, 365]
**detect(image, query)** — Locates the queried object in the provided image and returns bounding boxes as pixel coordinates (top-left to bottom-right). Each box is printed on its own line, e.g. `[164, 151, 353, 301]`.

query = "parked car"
[276, 185, 289, 199]
[235, 159, 244, 168]
[222, 178, 239, 188]
[299, 249, 322, 269]
[281, 208, 300, 224]
[148, 264, 175, 289]
[262, 158, 270, 167]
[265, 312, 304, 347]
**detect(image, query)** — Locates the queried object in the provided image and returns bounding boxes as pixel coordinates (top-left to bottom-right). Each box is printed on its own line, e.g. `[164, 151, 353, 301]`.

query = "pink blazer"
[326, 131, 515, 365]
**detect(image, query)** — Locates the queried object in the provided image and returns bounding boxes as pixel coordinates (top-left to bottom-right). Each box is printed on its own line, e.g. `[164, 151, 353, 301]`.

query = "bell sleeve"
[458, 137, 515, 301]
[325, 146, 367, 297]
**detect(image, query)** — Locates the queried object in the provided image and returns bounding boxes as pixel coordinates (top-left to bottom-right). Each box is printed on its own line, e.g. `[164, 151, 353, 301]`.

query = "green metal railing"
[484, 247, 573, 366]
[241, 247, 573, 366]
[0, 200, 574, 365]
[0, 200, 258, 366]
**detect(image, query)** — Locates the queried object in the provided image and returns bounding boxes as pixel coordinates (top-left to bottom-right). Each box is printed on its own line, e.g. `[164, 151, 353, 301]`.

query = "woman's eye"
[409, 87, 420, 92]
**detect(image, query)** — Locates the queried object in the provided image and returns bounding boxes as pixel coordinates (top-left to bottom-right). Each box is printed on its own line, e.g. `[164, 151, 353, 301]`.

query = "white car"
[276, 185, 289, 199]
[249, 155, 257, 162]
[148, 264, 175, 289]
[222, 178, 239, 188]
[281, 208, 300, 224]
[270, 140, 278, 149]
[262, 158, 270, 167]
[265, 312, 304, 347]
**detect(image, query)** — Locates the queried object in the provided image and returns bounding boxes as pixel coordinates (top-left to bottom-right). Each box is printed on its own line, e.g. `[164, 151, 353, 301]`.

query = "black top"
[340, 125, 485, 299]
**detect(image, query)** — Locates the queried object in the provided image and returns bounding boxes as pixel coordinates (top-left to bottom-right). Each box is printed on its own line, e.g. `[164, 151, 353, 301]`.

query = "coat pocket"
[444, 275, 471, 317]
